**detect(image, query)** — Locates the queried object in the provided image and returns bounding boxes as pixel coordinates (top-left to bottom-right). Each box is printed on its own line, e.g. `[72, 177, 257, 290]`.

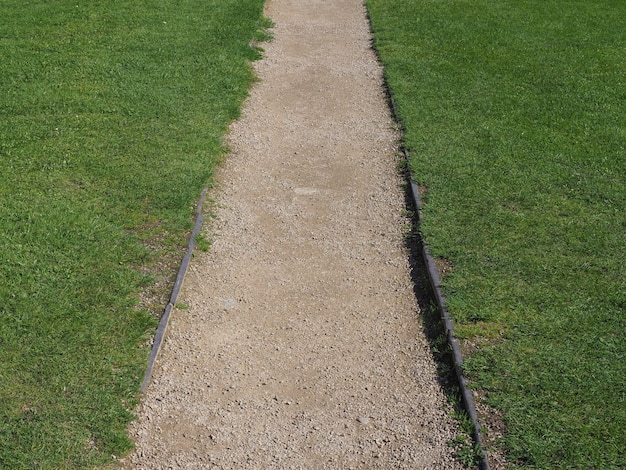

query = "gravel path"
[120, 0, 464, 467]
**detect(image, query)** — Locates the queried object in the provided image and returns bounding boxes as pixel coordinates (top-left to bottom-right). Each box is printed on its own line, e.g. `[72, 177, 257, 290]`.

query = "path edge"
[407, 165, 491, 470]
[364, 10, 491, 470]
[140, 187, 209, 392]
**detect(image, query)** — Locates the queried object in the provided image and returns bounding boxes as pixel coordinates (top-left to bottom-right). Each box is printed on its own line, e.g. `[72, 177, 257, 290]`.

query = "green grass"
[0, 0, 267, 467]
[366, 0, 625, 467]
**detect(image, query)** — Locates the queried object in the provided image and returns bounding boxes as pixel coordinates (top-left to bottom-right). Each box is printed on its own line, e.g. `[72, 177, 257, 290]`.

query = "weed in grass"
[254, 16, 275, 43]
[194, 233, 213, 253]
[448, 405, 482, 468]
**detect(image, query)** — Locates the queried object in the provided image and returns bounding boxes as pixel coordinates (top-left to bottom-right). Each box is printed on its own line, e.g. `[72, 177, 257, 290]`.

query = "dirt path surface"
[120, 0, 464, 468]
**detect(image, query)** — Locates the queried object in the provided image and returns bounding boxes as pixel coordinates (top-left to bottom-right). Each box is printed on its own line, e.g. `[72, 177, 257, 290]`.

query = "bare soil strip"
[121, 0, 463, 467]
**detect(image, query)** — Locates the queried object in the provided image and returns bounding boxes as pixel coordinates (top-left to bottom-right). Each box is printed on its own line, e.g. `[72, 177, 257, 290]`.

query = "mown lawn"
[0, 0, 267, 467]
[366, 0, 625, 467]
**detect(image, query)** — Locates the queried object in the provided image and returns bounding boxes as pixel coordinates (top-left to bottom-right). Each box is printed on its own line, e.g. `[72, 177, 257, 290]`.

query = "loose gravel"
[119, 0, 464, 467]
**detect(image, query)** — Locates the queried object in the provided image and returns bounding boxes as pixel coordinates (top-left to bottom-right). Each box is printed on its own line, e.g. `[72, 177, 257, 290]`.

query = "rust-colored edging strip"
[140, 187, 209, 392]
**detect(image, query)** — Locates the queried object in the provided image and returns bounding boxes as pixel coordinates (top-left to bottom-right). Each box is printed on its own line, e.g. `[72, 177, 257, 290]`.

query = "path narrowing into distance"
[121, 0, 464, 467]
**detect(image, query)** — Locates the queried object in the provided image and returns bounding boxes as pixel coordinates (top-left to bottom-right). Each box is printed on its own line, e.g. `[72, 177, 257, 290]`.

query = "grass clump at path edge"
[0, 0, 267, 467]
[366, 0, 625, 467]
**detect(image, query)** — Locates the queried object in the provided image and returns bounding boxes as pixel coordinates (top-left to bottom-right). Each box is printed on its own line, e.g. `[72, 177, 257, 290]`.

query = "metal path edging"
[140, 187, 209, 392]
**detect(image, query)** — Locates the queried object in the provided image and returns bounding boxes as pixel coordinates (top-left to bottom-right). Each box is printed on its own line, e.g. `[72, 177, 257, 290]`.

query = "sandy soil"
[120, 0, 464, 467]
